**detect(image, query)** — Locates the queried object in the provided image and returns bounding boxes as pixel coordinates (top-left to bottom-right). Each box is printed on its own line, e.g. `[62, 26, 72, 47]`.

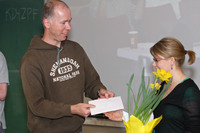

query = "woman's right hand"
[104, 109, 123, 121]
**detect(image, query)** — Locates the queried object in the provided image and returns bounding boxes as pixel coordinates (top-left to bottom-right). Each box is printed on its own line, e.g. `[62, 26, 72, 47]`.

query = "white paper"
[89, 96, 124, 115]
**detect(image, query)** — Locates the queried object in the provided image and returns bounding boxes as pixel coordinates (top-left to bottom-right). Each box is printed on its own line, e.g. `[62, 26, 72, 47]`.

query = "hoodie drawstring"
[57, 47, 63, 68]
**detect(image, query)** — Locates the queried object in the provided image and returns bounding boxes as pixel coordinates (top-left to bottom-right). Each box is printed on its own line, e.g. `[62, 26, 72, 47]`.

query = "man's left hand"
[99, 88, 115, 98]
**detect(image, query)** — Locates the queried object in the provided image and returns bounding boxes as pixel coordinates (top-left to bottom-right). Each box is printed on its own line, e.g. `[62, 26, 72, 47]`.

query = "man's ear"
[43, 18, 51, 29]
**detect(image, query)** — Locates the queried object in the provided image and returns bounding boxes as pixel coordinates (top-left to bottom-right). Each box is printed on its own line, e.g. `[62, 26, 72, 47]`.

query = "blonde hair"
[150, 37, 196, 66]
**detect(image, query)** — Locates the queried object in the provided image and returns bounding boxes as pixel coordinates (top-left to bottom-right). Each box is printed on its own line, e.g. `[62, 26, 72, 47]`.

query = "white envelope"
[89, 96, 124, 115]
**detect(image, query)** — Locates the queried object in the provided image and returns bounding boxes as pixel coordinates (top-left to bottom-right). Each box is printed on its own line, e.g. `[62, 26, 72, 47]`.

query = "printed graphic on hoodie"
[50, 57, 80, 82]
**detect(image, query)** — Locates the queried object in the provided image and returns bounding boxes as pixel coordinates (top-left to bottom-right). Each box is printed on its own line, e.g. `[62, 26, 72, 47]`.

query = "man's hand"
[71, 103, 95, 117]
[99, 88, 115, 98]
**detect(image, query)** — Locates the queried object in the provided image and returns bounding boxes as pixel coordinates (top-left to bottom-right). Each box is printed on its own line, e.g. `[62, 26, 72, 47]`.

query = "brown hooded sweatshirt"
[20, 35, 106, 133]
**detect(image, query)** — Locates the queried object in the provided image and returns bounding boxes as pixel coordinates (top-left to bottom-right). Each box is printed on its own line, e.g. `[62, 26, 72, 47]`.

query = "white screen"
[63, 0, 200, 111]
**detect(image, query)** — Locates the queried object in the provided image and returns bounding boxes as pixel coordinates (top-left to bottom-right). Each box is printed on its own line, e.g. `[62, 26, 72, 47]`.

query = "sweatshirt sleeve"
[81, 48, 107, 99]
[20, 55, 71, 119]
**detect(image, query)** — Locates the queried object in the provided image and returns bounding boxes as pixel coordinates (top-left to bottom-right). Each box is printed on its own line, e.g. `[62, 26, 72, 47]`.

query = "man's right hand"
[71, 103, 95, 117]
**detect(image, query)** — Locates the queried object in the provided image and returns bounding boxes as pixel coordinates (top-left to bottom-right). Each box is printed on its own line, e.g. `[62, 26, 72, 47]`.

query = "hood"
[28, 35, 59, 50]
[28, 35, 64, 68]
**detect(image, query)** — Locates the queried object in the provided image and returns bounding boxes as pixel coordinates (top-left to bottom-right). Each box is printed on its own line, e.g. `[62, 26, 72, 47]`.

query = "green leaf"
[127, 74, 134, 118]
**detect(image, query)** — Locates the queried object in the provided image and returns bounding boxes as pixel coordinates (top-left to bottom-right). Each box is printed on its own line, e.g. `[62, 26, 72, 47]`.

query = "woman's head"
[150, 37, 196, 68]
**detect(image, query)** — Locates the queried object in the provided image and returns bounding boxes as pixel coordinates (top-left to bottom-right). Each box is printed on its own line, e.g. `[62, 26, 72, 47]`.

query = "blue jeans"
[0, 123, 5, 133]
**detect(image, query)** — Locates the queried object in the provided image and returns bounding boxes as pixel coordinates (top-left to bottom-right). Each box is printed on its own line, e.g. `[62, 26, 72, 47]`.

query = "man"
[0, 51, 9, 133]
[20, 0, 114, 133]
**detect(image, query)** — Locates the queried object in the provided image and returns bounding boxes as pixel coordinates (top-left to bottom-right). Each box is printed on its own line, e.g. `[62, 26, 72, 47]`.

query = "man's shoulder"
[20, 51, 38, 67]
[0, 51, 5, 60]
[63, 39, 83, 50]
[0, 52, 7, 66]
[64, 39, 79, 45]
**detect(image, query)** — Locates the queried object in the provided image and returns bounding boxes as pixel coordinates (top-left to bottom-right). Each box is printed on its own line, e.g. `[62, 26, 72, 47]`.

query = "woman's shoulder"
[182, 78, 200, 102]
[182, 78, 199, 91]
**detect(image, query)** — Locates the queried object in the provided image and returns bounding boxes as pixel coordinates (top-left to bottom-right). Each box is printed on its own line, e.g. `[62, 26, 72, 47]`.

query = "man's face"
[48, 6, 72, 43]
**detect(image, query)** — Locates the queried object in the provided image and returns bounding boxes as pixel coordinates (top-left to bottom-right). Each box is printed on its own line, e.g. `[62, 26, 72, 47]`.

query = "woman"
[105, 37, 200, 133]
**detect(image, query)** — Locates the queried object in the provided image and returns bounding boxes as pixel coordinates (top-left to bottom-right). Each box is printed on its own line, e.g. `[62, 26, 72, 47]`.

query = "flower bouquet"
[124, 68, 172, 133]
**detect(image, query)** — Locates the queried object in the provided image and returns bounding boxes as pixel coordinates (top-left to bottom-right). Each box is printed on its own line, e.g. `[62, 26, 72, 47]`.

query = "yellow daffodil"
[152, 69, 172, 83]
[126, 68, 172, 133]
[150, 83, 161, 90]
[124, 115, 162, 133]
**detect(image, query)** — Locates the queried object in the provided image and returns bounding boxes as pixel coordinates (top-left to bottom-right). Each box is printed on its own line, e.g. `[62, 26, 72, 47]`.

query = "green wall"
[0, 0, 43, 132]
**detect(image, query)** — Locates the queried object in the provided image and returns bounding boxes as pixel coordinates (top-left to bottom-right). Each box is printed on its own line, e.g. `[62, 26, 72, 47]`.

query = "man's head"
[42, 0, 72, 45]
[42, 0, 70, 22]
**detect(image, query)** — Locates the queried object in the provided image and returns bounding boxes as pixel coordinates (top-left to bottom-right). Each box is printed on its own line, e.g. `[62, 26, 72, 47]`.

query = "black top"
[153, 78, 200, 133]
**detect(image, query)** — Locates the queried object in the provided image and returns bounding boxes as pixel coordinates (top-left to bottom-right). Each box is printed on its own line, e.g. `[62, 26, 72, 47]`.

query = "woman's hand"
[104, 109, 123, 121]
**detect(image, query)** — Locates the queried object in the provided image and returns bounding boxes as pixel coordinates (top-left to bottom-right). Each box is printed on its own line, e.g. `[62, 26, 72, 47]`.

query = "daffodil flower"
[126, 68, 172, 133]
[124, 115, 162, 133]
[150, 83, 161, 90]
[153, 69, 172, 83]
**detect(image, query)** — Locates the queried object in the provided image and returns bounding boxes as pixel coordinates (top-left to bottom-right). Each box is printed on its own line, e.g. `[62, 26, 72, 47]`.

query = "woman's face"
[152, 55, 172, 72]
